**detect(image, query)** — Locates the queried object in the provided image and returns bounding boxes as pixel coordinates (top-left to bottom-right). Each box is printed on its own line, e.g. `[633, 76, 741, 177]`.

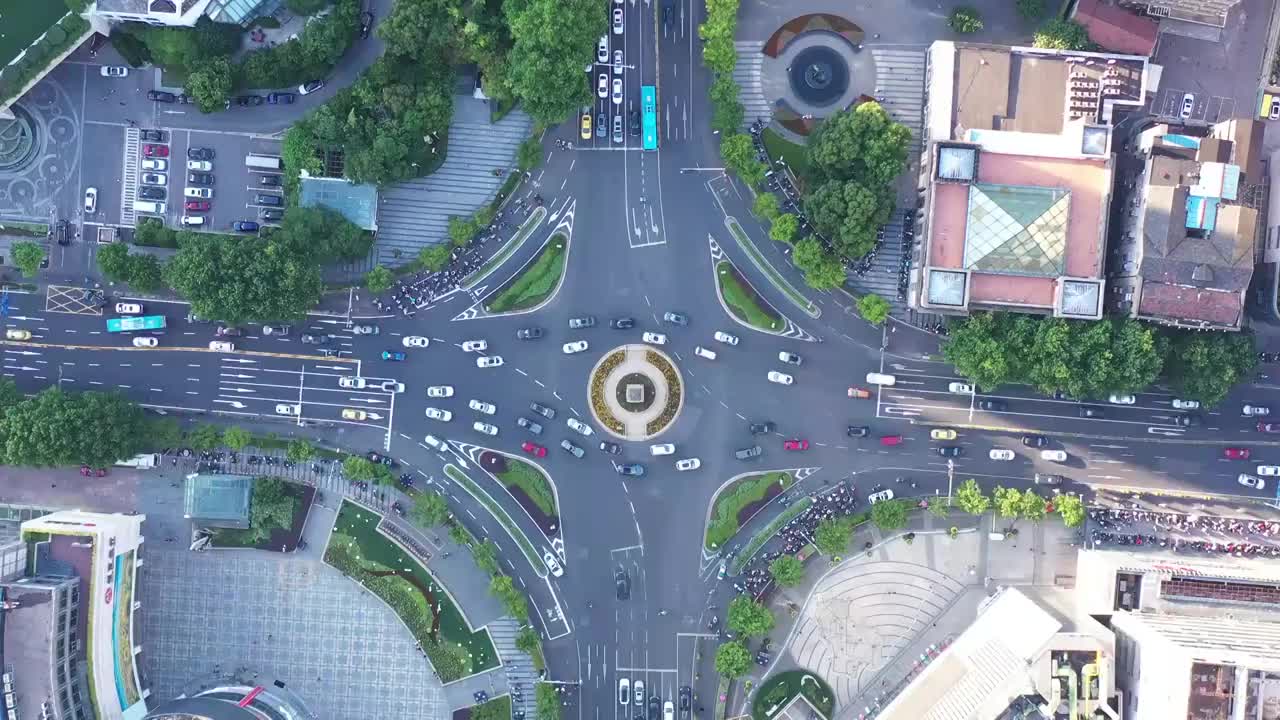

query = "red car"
[143, 144, 168, 157]
[1224, 447, 1251, 460]
[521, 441, 547, 458]
[185, 200, 210, 211]
[1258, 422, 1280, 434]
[783, 439, 809, 451]
[880, 435, 903, 446]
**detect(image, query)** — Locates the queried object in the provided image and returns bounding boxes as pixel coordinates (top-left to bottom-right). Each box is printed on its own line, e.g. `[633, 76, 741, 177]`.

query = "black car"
[749, 421, 775, 435]
[735, 445, 762, 460]
[215, 326, 242, 337]
[140, 129, 164, 142]
[630, 110, 641, 136]
[1021, 434, 1048, 448]
[611, 317, 635, 330]
[530, 401, 556, 419]
[232, 220, 259, 232]
[360, 11, 374, 37]
[599, 441, 621, 455]
[138, 186, 165, 200]
[615, 569, 630, 600]
[1034, 473, 1064, 485]
[1078, 406, 1104, 418]
[260, 208, 284, 221]
[260, 175, 282, 187]
[256, 194, 283, 206]
[366, 451, 397, 468]
[617, 463, 645, 477]
[678, 687, 691, 712]
[977, 399, 1007, 411]
[187, 147, 215, 161]
[267, 92, 295, 104]
[177, 93, 195, 104]
[187, 172, 214, 185]
[596, 112, 607, 138]
[936, 446, 962, 457]
[234, 95, 264, 106]
[516, 327, 543, 340]
[847, 425, 869, 437]
[648, 697, 660, 720]
[300, 333, 327, 344]
[146, 90, 176, 102]
[1176, 413, 1201, 427]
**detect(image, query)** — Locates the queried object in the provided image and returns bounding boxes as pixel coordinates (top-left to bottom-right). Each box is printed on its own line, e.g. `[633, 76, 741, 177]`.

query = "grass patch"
[0, 221, 49, 237]
[728, 497, 812, 576]
[464, 205, 547, 289]
[484, 234, 566, 313]
[495, 457, 557, 518]
[717, 261, 783, 331]
[325, 500, 498, 681]
[445, 464, 547, 575]
[705, 471, 793, 551]
[761, 128, 809, 181]
[752, 670, 835, 720]
[211, 481, 307, 549]
[471, 694, 512, 720]
[727, 219, 819, 318]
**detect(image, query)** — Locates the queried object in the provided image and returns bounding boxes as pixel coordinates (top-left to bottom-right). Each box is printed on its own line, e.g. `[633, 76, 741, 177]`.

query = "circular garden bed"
[644, 349, 682, 436]
[587, 345, 684, 441]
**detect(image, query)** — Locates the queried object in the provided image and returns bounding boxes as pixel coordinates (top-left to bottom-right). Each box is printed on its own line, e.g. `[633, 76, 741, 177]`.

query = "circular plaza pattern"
[588, 344, 684, 441]
[788, 45, 849, 107]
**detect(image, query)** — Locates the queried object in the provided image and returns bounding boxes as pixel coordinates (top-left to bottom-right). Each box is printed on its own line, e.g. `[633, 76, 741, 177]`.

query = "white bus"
[115, 453, 160, 469]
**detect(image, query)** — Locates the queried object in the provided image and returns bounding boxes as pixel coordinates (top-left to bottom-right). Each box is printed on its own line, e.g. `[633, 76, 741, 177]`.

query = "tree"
[949, 6, 984, 33]
[856, 294, 891, 325]
[942, 312, 1033, 391]
[413, 491, 450, 526]
[953, 479, 990, 515]
[275, 206, 374, 263]
[1034, 19, 1092, 50]
[871, 499, 908, 530]
[489, 574, 529, 620]
[133, 217, 175, 248]
[506, 0, 603, 126]
[10, 241, 44, 277]
[535, 682, 561, 720]
[720, 133, 755, 177]
[146, 416, 184, 448]
[814, 516, 852, 555]
[710, 89, 745, 135]
[992, 486, 1022, 518]
[418, 244, 452, 272]
[753, 192, 780, 221]
[222, 426, 251, 450]
[125, 254, 165, 293]
[768, 554, 804, 586]
[97, 242, 132, 282]
[0, 389, 146, 467]
[517, 136, 543, 171]
[448, 216, 477, 247]
[365, 265, 393, 294]
[343, 455, 380, 481]
[187, 56, 232, 113]
[244, 478, 298, 543]
[770, 213, 798, 244]
[471, 539, 501, 575]
[515, 626, 541, 656]
[805, 178, 889, 260]
[714, 640, 751, 678]
[727, 594, 775, 636]
[1018, 491, 1047, 522]
[187, 423, 222, 451]
[702, 38, 738, 74]
[793, 237, 846, 290]
[807, 102, 912, 190]
[285, 0, 330, 14]
[1163, 330, 1256, 407]
[164, 234, 323, 324]
[1016, 0, 1046, 19]
[286, 439, 316, 463]
[1057, 494, 1084, 527]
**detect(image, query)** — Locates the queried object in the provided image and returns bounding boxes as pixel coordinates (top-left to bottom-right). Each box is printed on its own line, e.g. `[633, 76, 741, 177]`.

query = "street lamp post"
[946, 459, 955, 504]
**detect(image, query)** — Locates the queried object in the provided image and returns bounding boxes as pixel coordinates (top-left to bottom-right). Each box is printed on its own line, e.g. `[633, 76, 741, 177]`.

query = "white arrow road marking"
[214, 400, 247, 409]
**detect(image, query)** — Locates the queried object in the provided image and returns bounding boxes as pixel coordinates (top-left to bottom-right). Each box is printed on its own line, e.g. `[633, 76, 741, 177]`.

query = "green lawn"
[705, 471, 793, 550]
[496, 457, 557, 518]
[727, 219, 819, 318]
[484, 234, 567, 313]
[0, 5, 68, 69]
[761, 128, 809, 182]
[752, 670, 835, 720]
[464, 205, 547, 289]
[717, 261, 782, 331]
[325, 501, 498, 682]
[445, 465, 547, 574]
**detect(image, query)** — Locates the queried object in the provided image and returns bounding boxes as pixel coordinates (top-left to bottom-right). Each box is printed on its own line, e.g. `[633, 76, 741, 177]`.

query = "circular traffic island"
[589, 345, 683, 441]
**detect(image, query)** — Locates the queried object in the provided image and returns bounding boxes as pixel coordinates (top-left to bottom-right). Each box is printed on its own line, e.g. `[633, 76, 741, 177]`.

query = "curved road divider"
[464, 206, 548, 290]
[714, 259, 785, 333]
[445, 463, 548, 577]
[483, 233, 569, 315]
[725, 216, 820, 319]
[704, 470, 796, 552]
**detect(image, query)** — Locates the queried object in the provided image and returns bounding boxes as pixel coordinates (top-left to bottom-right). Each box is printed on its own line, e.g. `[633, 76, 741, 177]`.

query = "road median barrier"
[464, 205, 548, 290]
[725, 217, 819, 318]
[445, 463, 548, 576]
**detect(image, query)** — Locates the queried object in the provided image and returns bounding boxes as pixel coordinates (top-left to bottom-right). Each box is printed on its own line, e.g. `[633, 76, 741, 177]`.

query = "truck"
[245, 154, 282, 171]
[115, 453, 159, 469]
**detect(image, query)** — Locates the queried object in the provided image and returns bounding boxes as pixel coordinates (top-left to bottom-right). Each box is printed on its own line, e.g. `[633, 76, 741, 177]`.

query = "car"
[567, 418, 593, 436]
[642, 332, 666, 345]
[140, 172, 167, 186]
[619, 679, 631, 706]
[5, 328, 31, 341]
[260, 208, 284, 222]
[581, 112, 593, 140]
[177, 93, 195, 104]
[784, 439, 809, 451]
[82, 187, 98, 214]
[186, 160, 212, 172]
[146, 90, 176, 102]
[339, 376, 367, 389]
[267, 92, 295, 104]
[847, 386, 872, 399]
[260, 175, 282, 187]
[381, 381, 404, 393]
[1239, 474, 1266, 489]
[185, 200, 210, 211]
[522, 441, 547, 458]
[749, 421, 775, 434]
[1108, 394, 1136, 405]
[612, 78, 623, 105]
[1225, 447, 1251, 460]
[937, 446, 962, 457]
[989, 448, 1015, 461]
[115, 303, 142, 314]
[868, 489, 895, 504]
[610, 317, 635, 330]
[767, 371, 793, 385]
[342, 408, 367, 421]
[473, 421, 498, 436]
[664, 702, 674, 720]
[612, 115, 623, 144]
[569, 316, 597, 329]
[617, 463, 645, 477]
[351, 324, 379, 335]
[597, 36, 609, 63]
[616, 570, 631, 600]
[298, 80, 325, 95]
[254, 193, 281, 206]
[694, 346, 717, 360]
[976, 399, 1007, 411]
[382, 350, 406, 361]
[634, 682, 645, 706]
[948, 382, 973, 394]
[187, 172, 213, 186]
[598, 73, 609, 98]
[1078, 406, 1104, 418]
[1244, 404, 1271, 416]
[184, 187, 212, 199]
[426, 386, 454, 399]
[847, 425, 869, 437]
[1041, 449, 1068, 462]
[930, 428, 957, 440]
[209, 340, 234, 351]
[679, 687, 692, 715]
[1259, 422, 1280, 434]
[614, 49, 624, 74]
[403, 336, 430, 348]
[650, 443, 675, 456]
[182, 215, 206, 226]
[563, 340, 590, 354]
[630, 109, 641, 136]
[599, 441, 622, 455]
[1272, 98, 1280, 121]
[300, 333, 327, 345]
[613, 7, 624, 33]
[275, 403, 300, 416]
[1259, 465, 1280, 476]
[597, 111, 607, 138]
[132, 336, 157, 347]
[143, 144, 168, 157]
[517, 417, 543, 435]
[232, 220, 260, 232]
[1034, 473, 1064, 485]
[676, 458, 701, 471]
[714, 331, 739, 345]
[1172, 399, 1200, 410]
[1176, 414, 1201, 427]
[234, 95, 264, 106]
[735, 445, 763, 460]
[469, 399, 496, 415]
[517, 327, 543, 340]
[462, 339, 488, 351]
[139, 129, 164, 142]
[100, 66, 129, 78]
[530, 402, 556, 419]
[561, 439, 585, 458]
[359, 10, 374, 37]
[777, 351, 802, 366]
[1180, 92, 1194, 119]
[187, 147, 214, 161]
[141, 158, 167, 171]
[663, 311, 689, 326]
[138, 186, 165, 200]
[262, 324, 290, 336]
[477, 356, 504, 368]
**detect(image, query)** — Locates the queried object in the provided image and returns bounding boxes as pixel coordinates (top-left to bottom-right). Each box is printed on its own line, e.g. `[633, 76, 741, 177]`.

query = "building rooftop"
[1073, 0, 1158, 56]
[298, 176, 379, 232]
[0, 580, 61, 720]
[1115, 0, 1240, 28]
[183, 474, 252, 529]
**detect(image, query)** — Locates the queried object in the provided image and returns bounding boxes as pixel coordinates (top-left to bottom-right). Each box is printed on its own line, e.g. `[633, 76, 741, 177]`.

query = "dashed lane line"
[0, 340, 360, 362]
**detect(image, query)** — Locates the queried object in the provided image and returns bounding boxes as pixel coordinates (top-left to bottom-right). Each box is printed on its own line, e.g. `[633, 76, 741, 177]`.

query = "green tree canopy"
[753, 192, 780, 221]
[97, 242, 132, 282]
[517, 136, 543, 171]
[275, 206, 374, 263]
[1034, 19, 1093, 50]
[709, 75, 744, 134]
[793, 238, 847, 290]
[992, 486, 1022, 518]
[948, 6, 984, 33]
[286, 439, 316, 463]
[366, 265, 394, 293]
[1019, 491, 1047, 522]
[471, 539, 501, 575]
[187, 56, 233, 113]
[714, 640, 751, 678]
[871, 499, 908, 530]
[244, 478, 297, 543]
[0, 388, 146, 467]
[418, 244, 452, 272]
[954, 478, 990, 515]
[187, 423, 222, 451]
[535, 682, 561, 720]
[506, 0, 602, 126]
[1057, 494, 1085, 527]
[10, 241, 44, 277]
[125, 254, 165, 293]
[449, 216, 477, 247]
[814, 516, 853, 555]
[164, 234, 323, 324]
[727, 594, 775, 636]
[856, 294, 891, 325]
[1162, 330, 1256, 407]
[489, 574, 529, 620]
[222, 426, 251, 450]
[413, 491, 450, 526]
[770, 213, 798, 244]
[768, 554, 804, 586]
[807, 102, 912, 190]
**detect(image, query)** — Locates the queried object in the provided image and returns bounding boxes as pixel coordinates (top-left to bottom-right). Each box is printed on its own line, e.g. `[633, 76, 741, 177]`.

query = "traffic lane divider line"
[0, 339, 359, 362]
[904, 417, 1280, 446]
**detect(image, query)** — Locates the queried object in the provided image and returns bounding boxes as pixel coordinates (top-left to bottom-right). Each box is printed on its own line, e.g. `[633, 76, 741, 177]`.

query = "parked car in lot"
[187, 147, 214, 160]
[255, 194, 282, 206]
[517, 417, 543, 435]
[184, 187, 212, 199]
[426, 385, 453, 398]
[473, 421, 498, 436]
[650, 443, 675, 456]
[611, 317, 634, 329]
[642, 332, 666, 345]
[260, 175, 282, 187]
[143, 144, 169, 157]
[267, 92, 295, 104]
[299, 80, 326, 95]
[599, 441, 621, 455]
[139, 129, 164, 142]
[101, 66, 128, 77]
[147, 90, 176, 102]
[183, 215, 206, 227]
[468, 399, 496, 415]
[563, 340, 590, 354]
[185, 200, 210, 211]
[138, 186, 166, 200]
[187, 172, 214, 186]
[232, 220, 259, 232]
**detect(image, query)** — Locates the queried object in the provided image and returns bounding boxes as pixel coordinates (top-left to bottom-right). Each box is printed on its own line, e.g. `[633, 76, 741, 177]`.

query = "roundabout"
[589, 344, 684, 441]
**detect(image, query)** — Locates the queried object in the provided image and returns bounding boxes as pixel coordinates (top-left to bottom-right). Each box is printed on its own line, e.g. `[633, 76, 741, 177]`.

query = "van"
[115, 453, 159, 469]
[866, 372, 897, 386]
[694, 346, 717, 360]
[133, 200, 165, 215]
[180, 215, 205, 226]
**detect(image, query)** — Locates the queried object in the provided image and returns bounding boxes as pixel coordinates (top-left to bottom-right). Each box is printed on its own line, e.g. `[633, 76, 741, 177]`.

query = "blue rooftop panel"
[298, 177, 379, 231]
[1163, 134, 1201, 149]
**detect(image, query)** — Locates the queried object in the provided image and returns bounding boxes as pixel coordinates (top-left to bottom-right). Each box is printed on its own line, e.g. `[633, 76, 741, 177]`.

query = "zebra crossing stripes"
[869, 47, 928, 156]
[120, 128, 140, 227]
[733, 41, 772, 130]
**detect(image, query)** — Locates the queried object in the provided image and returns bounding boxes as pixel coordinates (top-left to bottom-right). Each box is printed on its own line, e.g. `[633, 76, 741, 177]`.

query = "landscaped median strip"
[445, 463, 548, 576]
[705, 470, 794, 551]
[716, 260, 784, 332]
[725, 216, 820, 318]
[483, 233, 568, 313]
[728, 497, 812, 576]
[464, 205, 548, 290]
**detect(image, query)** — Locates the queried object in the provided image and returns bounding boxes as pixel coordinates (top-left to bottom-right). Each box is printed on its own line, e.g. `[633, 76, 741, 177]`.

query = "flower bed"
[589, 349, 626, 433]
[645, 350, 682, 435]
[705, 471, 793, 551]
[484, 234, 567, 313]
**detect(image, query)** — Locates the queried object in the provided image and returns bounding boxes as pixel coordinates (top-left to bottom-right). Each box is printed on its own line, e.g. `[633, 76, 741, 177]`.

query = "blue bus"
[106, 315, 165, 332]
[641, 85, 657, 151]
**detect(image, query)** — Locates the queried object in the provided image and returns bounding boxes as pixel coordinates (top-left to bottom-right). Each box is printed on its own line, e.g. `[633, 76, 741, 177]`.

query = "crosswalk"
[120, 128, 140, 227]
[733, 41, 772, 130]
[869, 46, 927, 159]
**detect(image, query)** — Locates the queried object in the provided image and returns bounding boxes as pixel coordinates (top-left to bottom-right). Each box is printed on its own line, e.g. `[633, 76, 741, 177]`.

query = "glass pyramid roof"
[963, 183, 1070, 276]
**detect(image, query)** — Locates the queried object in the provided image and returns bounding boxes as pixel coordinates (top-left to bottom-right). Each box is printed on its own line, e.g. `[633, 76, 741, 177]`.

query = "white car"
[477, 356, 504, 368]
[425, 407, 453, 422]
[777, 351, 802, 365]
[634, 681, 645, 705]
[1040, 449, 1068, 462]
[612, 7, 624, 33]
[1244, 404, 1271, 417]
[275, 403, 300, 416]
[597, 73, 609, 98]
[694, 346, 717, 360]
[141, 173, 167, 185]
[675, 458, 701, 471]
[424, 434, 444, 450]
[140, 158, 167, 171]
[186, 160, 212, 171]
[1239, 473, 1265, 489]
[339, 376, 367, 389]
[948, 382, 973, 394]
[403, 336, 430, 348]
[543, 550, 564, 577]
[381, 381, 405, 393]
[1258, 465, 1280, 476]
[567, 418, 593, 436]
[115, 302, 142, 314]
[1108, 393, 1136, 405]
[184, 187, 212, 199]
[988, 448, 1015, 461]
[714, 331, 739, 345]
[83, 187, 97, 213]
[132, 336, 157, 347]
[664, 701, 674, 720]
[209, 341, 234, 352]
[642, 332, 666, 345]
[597, 36, 609, 64]
[613, 49, 624, 74]
[619, 678, 630, 706]
[650, 443, 675, 456]
[1172, 398, 1200, 410]
[868, 489, 895, 504]
[612, 78, 623, 105]
[563, 340, 590, 354]
[427, 385, 454, 398]
[100, 66, 129, 78]
[767, 371, 793, 385]
[1180, 92, 1194, 119]
[469, 399, 496, 415]
[473, 421, 498, 436]
[462, 340, 488, 351]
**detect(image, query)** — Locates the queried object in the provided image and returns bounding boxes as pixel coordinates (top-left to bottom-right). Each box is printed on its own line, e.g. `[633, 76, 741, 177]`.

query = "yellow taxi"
[930, 428, 957, 441]
[580, 112, 592, 140]
[5, 328, 31, 341]
[341, 408, 367, 421]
